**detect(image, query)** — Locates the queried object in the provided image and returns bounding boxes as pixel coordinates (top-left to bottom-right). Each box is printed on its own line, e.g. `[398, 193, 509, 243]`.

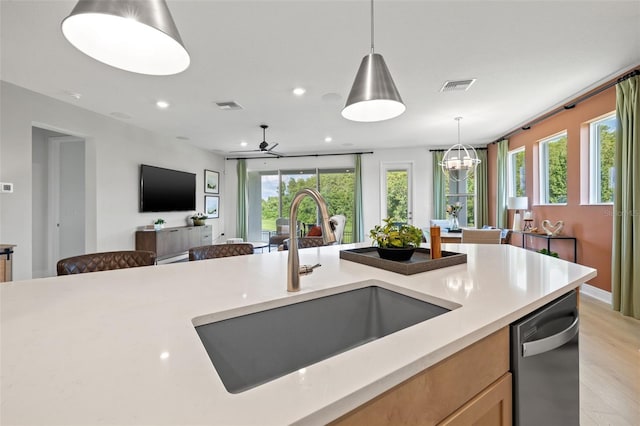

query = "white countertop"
[1, 243, 596, 425]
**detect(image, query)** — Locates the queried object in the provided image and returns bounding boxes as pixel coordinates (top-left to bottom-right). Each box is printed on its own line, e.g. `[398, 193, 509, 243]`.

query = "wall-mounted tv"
[140, 164, 196, 212]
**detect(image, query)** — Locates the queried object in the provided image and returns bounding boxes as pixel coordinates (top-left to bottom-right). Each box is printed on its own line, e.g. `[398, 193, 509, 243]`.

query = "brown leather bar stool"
[189, 243, 254, 261]
[56, 250, 157, 275]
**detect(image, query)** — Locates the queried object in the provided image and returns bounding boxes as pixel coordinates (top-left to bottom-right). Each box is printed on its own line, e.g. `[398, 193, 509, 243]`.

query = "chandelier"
[439, 117, 480, 182]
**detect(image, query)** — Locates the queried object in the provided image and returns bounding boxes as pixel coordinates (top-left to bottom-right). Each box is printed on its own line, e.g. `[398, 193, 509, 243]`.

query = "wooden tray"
[339, 247, 467, 275]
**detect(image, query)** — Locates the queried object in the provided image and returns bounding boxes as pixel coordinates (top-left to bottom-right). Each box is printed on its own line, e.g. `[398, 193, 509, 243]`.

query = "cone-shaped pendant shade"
[62, 0, 190, 75]
[342, 53, 405, 122]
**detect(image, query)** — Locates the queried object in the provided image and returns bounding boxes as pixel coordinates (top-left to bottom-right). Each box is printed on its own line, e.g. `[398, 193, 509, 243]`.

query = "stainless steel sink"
[194, 281, 456, 393]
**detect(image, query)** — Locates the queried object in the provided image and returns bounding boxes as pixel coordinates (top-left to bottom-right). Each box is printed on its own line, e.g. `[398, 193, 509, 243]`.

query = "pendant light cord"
[370, 0, 375, 53]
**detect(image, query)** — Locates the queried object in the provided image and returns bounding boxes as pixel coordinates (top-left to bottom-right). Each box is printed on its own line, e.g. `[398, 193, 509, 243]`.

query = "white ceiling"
[1, 1, 639, 157]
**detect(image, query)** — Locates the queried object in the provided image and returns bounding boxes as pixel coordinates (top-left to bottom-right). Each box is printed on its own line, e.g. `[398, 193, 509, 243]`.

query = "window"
[319, 169, 355, 243]
[538, 132, 567, 204]
[507, 147, 526, 198]
[445, 170, 476, 227]
[280, 169, 318, 226]
[249, 168, 355, 243]
[589, 114, 616, 204]
[381, 163, 412, 224]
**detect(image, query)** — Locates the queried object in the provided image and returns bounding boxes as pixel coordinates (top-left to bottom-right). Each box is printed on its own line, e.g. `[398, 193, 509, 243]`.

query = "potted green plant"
[537, 248, 559, 258]
[369, 218, 423, 261]
[191, 212, 207, 226]
[153, 218, 165, 230]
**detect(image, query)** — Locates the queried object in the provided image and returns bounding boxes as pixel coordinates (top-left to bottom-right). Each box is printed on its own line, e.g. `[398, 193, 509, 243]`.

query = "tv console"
[135, 225, 212, 261]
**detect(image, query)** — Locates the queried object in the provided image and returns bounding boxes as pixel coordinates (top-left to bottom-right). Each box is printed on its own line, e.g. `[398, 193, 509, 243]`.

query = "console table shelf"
[512, 231, 577, 263]
[136, 225, 212, 260]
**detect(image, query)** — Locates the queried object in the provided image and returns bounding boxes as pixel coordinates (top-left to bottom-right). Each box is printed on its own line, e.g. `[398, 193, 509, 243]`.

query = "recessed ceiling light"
[293, 87, 306, 96]
[324, 137, 333, 143]
[156, 100, 170, 109]
[240, 141, 248, 147]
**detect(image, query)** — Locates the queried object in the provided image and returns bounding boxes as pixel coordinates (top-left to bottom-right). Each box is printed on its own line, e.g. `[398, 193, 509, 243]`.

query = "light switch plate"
[1, 182, 14, 193]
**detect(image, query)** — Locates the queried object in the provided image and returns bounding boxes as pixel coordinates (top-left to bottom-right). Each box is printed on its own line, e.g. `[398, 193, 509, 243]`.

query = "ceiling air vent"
[440, 79, 477, 92]
[215, 101, 244, 111]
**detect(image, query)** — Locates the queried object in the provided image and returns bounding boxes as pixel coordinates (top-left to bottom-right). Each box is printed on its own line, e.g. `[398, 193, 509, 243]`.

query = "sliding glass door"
[247, 167, 355, 243]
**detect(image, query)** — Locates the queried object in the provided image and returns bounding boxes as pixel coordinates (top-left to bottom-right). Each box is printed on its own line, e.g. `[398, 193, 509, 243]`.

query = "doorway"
[380, 162, 413, 224]
[32, 127, 86, 277]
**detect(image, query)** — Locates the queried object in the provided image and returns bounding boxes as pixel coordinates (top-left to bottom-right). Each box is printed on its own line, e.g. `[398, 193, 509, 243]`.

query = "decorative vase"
[193, 218, 206, 226]
[450, 215, 460, 231]
[154, 224, 164, 231]
[376, 247, 416, 261]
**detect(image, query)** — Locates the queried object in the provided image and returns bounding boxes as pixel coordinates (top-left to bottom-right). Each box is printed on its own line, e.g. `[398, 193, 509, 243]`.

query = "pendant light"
[342, 0, 405, 122]
[61, 0, 190, 76]
[440, 117, 481, 182]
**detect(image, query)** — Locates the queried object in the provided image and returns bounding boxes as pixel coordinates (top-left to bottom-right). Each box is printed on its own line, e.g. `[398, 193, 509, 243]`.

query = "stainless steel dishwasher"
[511, 291, 579, 426]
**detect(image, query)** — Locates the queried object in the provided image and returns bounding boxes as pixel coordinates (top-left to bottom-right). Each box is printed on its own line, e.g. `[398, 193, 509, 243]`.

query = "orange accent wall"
[496, 86, 615, 291]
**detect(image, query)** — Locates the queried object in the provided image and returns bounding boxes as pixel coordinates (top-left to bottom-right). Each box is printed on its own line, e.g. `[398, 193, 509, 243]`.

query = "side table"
[513, 231, 577, 263]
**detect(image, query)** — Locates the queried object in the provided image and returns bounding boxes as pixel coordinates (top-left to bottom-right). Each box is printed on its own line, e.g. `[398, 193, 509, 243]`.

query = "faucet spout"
[287, 188, 336, 292]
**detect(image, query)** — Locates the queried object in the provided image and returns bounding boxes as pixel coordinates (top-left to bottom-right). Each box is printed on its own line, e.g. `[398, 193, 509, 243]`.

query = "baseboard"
[580, 283, 612, 305]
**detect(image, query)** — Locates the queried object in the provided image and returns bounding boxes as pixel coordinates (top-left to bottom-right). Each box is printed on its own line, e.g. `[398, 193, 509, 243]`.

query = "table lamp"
[507, 197, 528, 231]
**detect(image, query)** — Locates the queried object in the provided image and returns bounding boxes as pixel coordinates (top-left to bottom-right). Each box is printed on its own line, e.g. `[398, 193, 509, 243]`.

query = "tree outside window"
[254, 168, 355, 243]
[445, 169, 475, 227]
[539, 133, 567, 204]
[589, 114, 616, 204]
[508, 148, 526, 198]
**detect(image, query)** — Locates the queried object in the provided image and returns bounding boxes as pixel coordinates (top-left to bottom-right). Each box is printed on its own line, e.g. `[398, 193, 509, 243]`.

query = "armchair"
[268, 218, 290, 252]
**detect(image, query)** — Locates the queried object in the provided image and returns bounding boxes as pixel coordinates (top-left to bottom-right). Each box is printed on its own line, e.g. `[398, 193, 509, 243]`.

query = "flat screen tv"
[140, 164, 196, 212]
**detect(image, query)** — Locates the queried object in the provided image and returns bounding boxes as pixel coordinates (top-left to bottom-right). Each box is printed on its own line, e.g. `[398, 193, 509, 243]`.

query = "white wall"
[360, 148, 433, 234]
[224, 148, 434, 240]
[31, 128, 50, 277]
[0, 81, 225, 280]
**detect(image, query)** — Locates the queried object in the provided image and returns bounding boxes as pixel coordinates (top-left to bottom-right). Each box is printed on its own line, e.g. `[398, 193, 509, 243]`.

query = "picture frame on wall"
[204, 170, 219, 194]
[205, 195, 219, 218]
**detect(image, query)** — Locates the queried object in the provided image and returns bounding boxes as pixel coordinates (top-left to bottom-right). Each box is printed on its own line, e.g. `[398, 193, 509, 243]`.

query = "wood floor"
[579, 294, 640, 426]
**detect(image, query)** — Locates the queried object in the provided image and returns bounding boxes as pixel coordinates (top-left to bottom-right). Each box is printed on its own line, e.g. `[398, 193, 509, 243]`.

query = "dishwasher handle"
[522, 315, 579, 358]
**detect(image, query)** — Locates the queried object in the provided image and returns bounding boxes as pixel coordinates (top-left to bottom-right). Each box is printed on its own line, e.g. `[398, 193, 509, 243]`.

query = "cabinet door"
[201, 225, 212, 245]
[438, 373, 512, 426]
[331, 328, 509, 426]
[156, 228, 185, 258]
[185, 226, 201, 249]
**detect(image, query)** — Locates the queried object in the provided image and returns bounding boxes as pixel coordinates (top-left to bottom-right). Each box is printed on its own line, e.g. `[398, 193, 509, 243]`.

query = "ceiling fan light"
[342, 53, 405, 122]
[61, 0, 190, 76]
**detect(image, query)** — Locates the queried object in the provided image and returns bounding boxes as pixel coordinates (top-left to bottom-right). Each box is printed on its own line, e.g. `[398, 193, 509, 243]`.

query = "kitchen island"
[0, 243, 596, 425]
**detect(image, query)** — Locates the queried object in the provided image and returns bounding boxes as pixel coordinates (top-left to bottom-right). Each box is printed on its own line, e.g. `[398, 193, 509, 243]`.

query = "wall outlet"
[0, 182, 14, 193]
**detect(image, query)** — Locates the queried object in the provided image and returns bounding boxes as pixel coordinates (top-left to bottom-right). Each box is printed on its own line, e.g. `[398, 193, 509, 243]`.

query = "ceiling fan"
[231, 124, 284, 157]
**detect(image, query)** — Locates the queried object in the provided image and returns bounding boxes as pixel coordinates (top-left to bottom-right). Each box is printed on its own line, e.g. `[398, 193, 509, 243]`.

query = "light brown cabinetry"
[439, 372, 512, 426]
[135, 225, 212, 260]
[331, 327, 510, 426]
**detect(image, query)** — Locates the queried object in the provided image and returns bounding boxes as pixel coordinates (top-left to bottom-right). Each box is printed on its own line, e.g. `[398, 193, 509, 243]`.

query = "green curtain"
[612, 74, 640, 319]
[496, 139, 509, 228]
[236, 159, 247, 241]
[432, 151, 446, 219]
[353, 154, 365, 242]
[475, 149, 489, 227]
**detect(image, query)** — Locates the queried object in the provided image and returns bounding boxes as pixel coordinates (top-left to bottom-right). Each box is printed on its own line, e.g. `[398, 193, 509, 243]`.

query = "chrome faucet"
[287, 188, 336, 292]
